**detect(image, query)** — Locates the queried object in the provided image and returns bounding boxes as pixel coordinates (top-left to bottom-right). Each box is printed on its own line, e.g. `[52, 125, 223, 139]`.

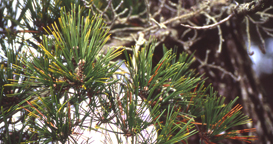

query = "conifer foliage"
[1, 3, 257, 144]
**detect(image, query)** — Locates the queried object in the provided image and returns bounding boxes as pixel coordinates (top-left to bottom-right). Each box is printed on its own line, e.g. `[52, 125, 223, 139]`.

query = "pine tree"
[1, 0, 272, 143]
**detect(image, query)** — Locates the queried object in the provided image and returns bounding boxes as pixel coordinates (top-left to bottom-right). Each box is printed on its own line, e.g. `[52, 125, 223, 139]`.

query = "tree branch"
[235, 0, 273, 16]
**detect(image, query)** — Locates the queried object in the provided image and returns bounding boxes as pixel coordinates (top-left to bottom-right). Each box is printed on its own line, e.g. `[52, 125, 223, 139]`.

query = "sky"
[250, 38, 273, 77]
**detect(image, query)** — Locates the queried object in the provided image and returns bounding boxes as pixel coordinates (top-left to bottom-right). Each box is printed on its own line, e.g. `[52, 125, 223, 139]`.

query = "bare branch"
[101, 0, 113, 19]
[203, 12, 224, 53]
[245, 16, 254, 55]
[143, 6, 206, 33]
[256, 25, 266, 54]
[197, 50, 241, 81]
[152, 0, 166, 18]
[180, 13, 234, 30]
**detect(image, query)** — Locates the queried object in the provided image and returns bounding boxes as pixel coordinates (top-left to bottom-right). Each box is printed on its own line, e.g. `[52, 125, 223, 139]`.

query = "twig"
[256, 25, 266, 54]
[109, 27, 144, 34]
[101, 0, 113, 19]
[262, 27, 273, 37]
[205, 64, 241, 81]
[144, 7, 206, 32]
[125, 6, 133, 23]
[168, 0, 178, 7]
[197, 50, 241, 81]
[163, 2, 177, 13]
[245, 16, 254, 55]
[109, 1, 128, 29]
[153, 0, 166, 18]
[257, 12, 273, 18]
[114, 0, 124, 11]
[89, 0, 110, 21]
[247, 15, 269, 25]
[150, 17, 167, 29]
[204, 12, 224, 53]
[176, 0, 183, 17]
[173, 32, 201, 51]
[180, 28, 192, 39]
[180, 13, 234, 30]
[144, 0, 151, 23]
